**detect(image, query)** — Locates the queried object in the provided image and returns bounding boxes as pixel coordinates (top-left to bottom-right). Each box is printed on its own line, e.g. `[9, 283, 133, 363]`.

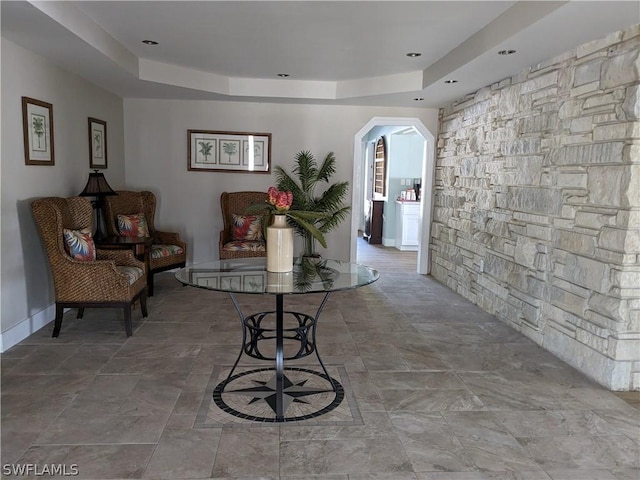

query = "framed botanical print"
[22, 97, 55, 166]
[188, 130, 271, 173]
[88, 117, 108, 169]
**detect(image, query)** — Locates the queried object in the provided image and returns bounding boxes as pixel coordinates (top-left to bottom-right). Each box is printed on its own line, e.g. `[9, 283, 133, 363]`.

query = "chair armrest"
[55, 256, 140, 302]
[96, 249, 145, 269]
[154, 230, 186, 248]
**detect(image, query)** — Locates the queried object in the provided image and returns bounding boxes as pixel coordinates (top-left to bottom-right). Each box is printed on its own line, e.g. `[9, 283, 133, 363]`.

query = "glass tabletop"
[175, 257, 379, 294]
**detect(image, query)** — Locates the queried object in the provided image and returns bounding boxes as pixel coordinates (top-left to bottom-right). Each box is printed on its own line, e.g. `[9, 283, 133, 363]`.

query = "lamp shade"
[79, 170, 116, 197]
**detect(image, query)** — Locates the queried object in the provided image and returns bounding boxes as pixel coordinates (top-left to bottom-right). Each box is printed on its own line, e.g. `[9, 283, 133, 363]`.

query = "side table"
[95, 236, 153, 295]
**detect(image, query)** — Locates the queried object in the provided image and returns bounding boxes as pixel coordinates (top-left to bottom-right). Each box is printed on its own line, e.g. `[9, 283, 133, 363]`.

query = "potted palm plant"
[275, 150, 350, 257]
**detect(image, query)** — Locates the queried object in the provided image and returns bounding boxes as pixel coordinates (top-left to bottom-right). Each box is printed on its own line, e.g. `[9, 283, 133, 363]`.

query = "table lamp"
[79, 169, 116, 240]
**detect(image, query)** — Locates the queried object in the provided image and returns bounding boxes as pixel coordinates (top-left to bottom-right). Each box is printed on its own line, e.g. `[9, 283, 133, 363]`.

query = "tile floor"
[1, 241, 639, 479]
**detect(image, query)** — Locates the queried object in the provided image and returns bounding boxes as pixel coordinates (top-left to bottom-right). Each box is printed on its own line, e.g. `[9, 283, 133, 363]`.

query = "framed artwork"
[189, 271, 220, 289]
[88, 117, 108, 169]
[220, 275, 242, 291]
[188, 270, 266, 293]
[243, 274, 266, 293]
[188, 130, 271, 173]
[22, 97, 55, 166]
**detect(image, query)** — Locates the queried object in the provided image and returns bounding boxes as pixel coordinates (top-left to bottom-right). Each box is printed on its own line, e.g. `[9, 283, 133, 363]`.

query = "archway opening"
[350, 117, 435, 274]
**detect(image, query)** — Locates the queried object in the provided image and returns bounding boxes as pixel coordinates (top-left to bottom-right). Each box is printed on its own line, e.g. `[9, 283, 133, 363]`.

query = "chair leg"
[124, 304, 133, 337]
[140, 292, 149, 318]
[124, 306, 133, 337]
[77, 308, 85, 319]
[148, 273, 154, 297]
[52, 304, 64, 337]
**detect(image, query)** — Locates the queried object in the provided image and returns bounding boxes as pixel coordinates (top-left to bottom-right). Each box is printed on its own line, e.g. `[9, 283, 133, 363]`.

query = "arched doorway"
[350, 117, 435, 274]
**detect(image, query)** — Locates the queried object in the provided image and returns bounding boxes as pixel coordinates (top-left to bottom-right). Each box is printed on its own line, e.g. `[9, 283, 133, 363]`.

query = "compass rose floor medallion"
[196, 364, 363, 426]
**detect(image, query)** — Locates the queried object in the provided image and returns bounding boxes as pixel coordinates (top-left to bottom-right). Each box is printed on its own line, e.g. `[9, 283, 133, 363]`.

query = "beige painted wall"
[1, 38, 126, 347]
[123, 99, 438, 264]
[0, 41, 438, 351]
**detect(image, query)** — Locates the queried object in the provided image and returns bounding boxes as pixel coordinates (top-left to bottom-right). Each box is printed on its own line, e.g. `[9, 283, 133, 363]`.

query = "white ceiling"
[2, 1, 638, 108]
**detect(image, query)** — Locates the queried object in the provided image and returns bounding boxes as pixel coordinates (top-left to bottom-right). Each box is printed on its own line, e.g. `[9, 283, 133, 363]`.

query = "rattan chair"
[31, 196, 148, 337]
[219, 191, 268, 259]
[103, 190, 187, 296]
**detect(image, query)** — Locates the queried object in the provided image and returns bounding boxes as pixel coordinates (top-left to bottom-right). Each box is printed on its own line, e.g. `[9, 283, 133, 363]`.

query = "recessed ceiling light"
[142, 40, 158, 45]
[444, 79, 458, 84]
[498, 49, 516, 55]
[277, 73, 290, 78]
[406, 52, 422, 58]
[413, 97, 425, 101]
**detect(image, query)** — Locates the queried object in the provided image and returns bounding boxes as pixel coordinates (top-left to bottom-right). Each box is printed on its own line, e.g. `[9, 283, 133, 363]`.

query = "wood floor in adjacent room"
[356, 235, 418, 273]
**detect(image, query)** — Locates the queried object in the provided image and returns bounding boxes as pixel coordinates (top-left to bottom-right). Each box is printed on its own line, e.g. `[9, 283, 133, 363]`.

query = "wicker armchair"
[219, 191, 268, 259]
[31, 196, 148, 337]
[104, 191, 187, 296]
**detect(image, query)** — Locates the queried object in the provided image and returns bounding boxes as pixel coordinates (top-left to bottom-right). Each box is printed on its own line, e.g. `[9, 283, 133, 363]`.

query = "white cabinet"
[395, 201, 421, 251]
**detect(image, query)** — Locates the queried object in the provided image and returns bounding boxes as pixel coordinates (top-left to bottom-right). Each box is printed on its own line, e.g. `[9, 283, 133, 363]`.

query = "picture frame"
[188, 130, 271, 173]
[22, 97, 55, 166]
[88, 117, 108, 169]
[188, 269, 266, 293]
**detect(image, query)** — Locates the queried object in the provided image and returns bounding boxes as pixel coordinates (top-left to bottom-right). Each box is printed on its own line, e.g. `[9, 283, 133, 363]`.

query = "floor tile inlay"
[217, 367, 342, 421]
[197, 364, 362, 427]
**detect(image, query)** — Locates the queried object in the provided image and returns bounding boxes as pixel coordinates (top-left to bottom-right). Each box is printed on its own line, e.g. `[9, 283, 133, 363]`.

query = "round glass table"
[176, 257, 379, 422]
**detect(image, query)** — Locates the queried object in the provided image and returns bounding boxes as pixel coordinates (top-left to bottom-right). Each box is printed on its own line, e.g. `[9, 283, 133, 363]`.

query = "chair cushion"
[232, 214, 264, 241]
[151, 244, 185, 259]
[117, 213, 150, 237]
[222, 241, 266, 252]
[62, 228, 96, 261]
[116, 266, 144, 285]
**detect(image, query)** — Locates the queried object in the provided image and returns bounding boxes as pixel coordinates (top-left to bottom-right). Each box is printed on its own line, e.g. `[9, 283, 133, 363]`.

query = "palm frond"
[274, 149, 350, 255]
[286, 212, 327, 248]
[274, 166, 306, 208]
[316, 152, 336, 183]
[292, 150, 318, 193]
[315, 182, 349, 212]
[289, 211, 330, 221]
[318, 206, 351, 233]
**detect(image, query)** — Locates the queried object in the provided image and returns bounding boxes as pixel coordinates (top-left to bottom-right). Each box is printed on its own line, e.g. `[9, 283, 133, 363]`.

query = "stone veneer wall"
[430, 26, 640, 390]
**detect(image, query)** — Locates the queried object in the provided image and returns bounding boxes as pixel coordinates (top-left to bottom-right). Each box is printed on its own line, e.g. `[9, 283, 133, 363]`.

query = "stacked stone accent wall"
[431, 26, 640, 390]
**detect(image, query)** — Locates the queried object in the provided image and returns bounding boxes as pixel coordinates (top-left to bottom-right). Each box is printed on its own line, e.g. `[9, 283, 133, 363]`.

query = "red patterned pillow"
[63, 228, 96, 261]
[232, 214, 263, 241]
[117, 213, 150, 237]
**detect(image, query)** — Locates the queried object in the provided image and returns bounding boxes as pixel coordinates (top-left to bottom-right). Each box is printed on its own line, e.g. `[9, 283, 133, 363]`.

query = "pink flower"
[267, 187, 293, 212]
[267, 186, 278, 205]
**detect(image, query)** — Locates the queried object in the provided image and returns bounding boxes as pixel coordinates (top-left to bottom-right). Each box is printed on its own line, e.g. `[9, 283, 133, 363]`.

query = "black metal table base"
[217, 292, 338, 421]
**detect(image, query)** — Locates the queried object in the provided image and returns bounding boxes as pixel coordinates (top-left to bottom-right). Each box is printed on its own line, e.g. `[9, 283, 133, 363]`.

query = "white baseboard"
[396, 245, 419, 251]
[0, 304, 54, 352]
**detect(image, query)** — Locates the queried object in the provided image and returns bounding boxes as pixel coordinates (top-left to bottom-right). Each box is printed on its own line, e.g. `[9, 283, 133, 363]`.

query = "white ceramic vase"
[267, 215, 294, 272]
